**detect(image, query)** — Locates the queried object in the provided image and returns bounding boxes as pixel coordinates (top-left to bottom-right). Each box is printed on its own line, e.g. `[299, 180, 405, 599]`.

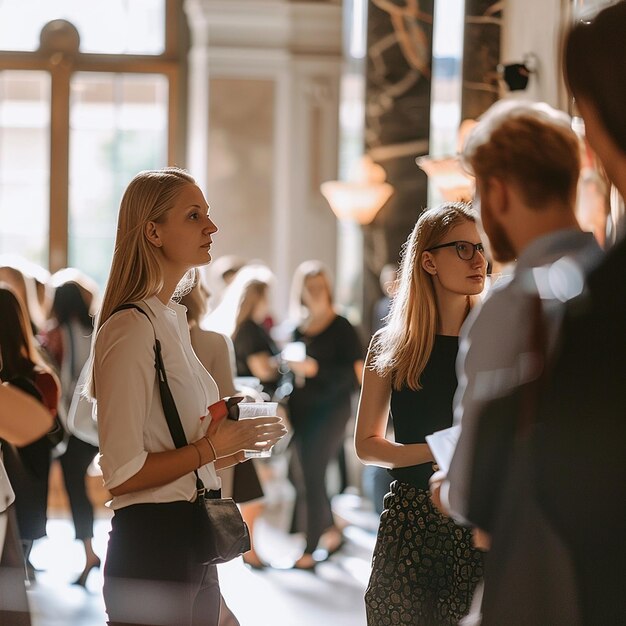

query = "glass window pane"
[0, 0, 165, 54]
[69, 72, 168, 288]
[430, 0, 464, 159]
[0, 70, 50, 267]
[427, 0, 465, 206]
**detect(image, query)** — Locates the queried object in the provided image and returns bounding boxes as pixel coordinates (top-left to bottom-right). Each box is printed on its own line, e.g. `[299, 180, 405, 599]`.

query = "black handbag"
[114, 304, 251, 565]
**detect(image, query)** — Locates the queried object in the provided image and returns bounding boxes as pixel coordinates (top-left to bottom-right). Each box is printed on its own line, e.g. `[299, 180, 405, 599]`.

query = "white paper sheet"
[425, 425, 461, 474]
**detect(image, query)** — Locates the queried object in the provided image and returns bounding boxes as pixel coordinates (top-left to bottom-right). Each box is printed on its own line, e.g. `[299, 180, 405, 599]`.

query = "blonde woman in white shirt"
[87, 168, 286, 626]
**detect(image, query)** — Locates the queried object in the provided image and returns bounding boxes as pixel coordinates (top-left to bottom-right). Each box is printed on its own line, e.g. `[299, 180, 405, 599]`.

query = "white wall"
[501, 0, 572, 110]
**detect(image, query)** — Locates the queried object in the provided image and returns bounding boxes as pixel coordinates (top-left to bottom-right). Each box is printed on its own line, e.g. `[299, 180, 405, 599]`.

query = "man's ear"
[486, 177, 509, 217]
[144, 221, 162, 248]
[421, 251, 437, 276]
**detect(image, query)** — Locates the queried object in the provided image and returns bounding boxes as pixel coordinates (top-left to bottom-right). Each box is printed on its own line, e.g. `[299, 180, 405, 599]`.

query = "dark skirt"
[0, 506, 32, 625]
[103, 501, 221, 626]
[1, 438, 50, 540]
[365, 481, 483, 626]
[232, 460, 264, 503]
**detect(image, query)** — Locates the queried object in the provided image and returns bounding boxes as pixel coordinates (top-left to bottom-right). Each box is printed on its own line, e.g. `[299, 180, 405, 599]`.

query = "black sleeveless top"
[388, 335, 459, 490]
[233, 319, 280, 396]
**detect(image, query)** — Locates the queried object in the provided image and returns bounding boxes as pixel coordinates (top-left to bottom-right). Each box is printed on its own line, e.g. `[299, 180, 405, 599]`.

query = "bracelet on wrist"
[204, 435, 218, 462]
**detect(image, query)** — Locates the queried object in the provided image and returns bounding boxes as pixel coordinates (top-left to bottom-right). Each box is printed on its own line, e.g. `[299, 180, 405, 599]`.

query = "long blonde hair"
[234, 281, 268, 335]
[87, 167, 196, 398]
[371, 202, 477, 391]
[203, 264, 273, 337]
[288, 260, 334, 325]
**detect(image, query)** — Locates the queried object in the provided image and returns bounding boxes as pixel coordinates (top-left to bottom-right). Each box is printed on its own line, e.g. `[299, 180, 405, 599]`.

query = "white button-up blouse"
[94, 296, 220, 510]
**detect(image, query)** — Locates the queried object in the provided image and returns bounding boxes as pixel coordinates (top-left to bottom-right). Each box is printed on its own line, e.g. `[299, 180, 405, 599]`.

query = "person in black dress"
[231, 279, 282, 400]
[0, 382, 54, 626]
[182, 281, 268, 574]
[0, 284, 60, 581]
[204, 265, 282, 399]
[42, 277, 102, 586]
[286, 260, 364, 570]
[355, 204, 485, 625]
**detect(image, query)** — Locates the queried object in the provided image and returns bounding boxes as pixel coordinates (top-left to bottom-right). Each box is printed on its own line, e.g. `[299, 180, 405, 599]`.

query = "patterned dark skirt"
[365, 481, 483, 626]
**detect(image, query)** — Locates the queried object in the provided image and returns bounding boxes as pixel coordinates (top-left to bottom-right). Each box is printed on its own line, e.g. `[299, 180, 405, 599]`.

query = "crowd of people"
[0, 212, 363, 624]
[0, 3, 624, 625]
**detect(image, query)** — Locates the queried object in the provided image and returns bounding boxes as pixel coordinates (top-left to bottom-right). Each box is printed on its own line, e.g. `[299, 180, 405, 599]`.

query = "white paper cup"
[281, 341, 306, 362]
[238, 402, 278, 458]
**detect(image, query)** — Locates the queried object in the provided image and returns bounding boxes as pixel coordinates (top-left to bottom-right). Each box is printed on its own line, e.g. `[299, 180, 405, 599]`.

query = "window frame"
[0, 0, 184, 271]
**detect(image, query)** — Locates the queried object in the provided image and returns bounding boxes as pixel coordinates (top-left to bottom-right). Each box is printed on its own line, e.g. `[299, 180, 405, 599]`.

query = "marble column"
[461, 0, 502, 122]
[363, 0, 434, 333]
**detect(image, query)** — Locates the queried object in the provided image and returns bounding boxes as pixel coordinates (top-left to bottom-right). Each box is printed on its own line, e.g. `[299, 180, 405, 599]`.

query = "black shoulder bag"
[114, 304, 250, 565]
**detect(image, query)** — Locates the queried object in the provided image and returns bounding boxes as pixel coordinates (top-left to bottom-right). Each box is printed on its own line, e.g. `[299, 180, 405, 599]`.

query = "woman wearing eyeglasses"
[355, 203, 485, 625]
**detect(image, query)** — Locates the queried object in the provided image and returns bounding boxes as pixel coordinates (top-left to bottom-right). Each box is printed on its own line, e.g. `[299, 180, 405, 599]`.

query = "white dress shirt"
[444, 229, 602, 524]
[94, 296, 220, 510]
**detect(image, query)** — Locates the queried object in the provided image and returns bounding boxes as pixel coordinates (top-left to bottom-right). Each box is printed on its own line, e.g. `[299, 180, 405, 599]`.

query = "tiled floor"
[28, 491, 378, 626]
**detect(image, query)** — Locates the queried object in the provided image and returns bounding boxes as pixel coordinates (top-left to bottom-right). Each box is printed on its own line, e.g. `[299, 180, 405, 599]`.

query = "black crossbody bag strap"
[113, 303, 208, 494]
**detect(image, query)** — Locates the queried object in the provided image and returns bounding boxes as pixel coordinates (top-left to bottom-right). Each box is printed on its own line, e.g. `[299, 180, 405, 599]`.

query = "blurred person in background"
[286, 260, 364, 570]
[202, 254, 247, 311]
[0, 262, 49, 334]
[204, 266, 281, 401]
[182, 282, 267, 574]
[0, 381, 54, 626]
[232, 279, 283, 400]
[363, 263, 399, 516]
[355, 204, 485, 625]
[0, 284, 60, 582]
[41, 273, 102, 587]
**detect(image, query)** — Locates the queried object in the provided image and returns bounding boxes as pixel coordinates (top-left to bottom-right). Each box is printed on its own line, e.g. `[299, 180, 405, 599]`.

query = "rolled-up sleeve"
[94, 311, 155, 491]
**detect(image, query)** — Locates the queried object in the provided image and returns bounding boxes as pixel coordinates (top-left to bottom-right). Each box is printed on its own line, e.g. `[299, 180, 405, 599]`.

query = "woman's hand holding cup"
[236, 402, 285, 458]
[206, 405, 286, 459]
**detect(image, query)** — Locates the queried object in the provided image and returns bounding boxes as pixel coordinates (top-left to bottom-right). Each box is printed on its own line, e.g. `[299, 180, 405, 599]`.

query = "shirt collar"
[516, 229, 598, 270]
[141, 295, 184, 318]
[514, 229, 603, 301]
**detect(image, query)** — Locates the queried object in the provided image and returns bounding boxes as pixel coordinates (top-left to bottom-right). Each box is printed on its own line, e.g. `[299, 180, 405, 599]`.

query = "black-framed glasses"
[426, 240, 485, 261]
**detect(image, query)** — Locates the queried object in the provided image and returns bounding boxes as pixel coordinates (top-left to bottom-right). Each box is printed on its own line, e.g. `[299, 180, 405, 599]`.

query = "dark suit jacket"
[533, 235, 626, 625]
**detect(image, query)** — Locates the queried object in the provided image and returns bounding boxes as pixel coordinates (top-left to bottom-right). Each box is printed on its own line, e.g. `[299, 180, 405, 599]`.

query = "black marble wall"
[363, 0, 435, 334]
[461, 0, 502, 121]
